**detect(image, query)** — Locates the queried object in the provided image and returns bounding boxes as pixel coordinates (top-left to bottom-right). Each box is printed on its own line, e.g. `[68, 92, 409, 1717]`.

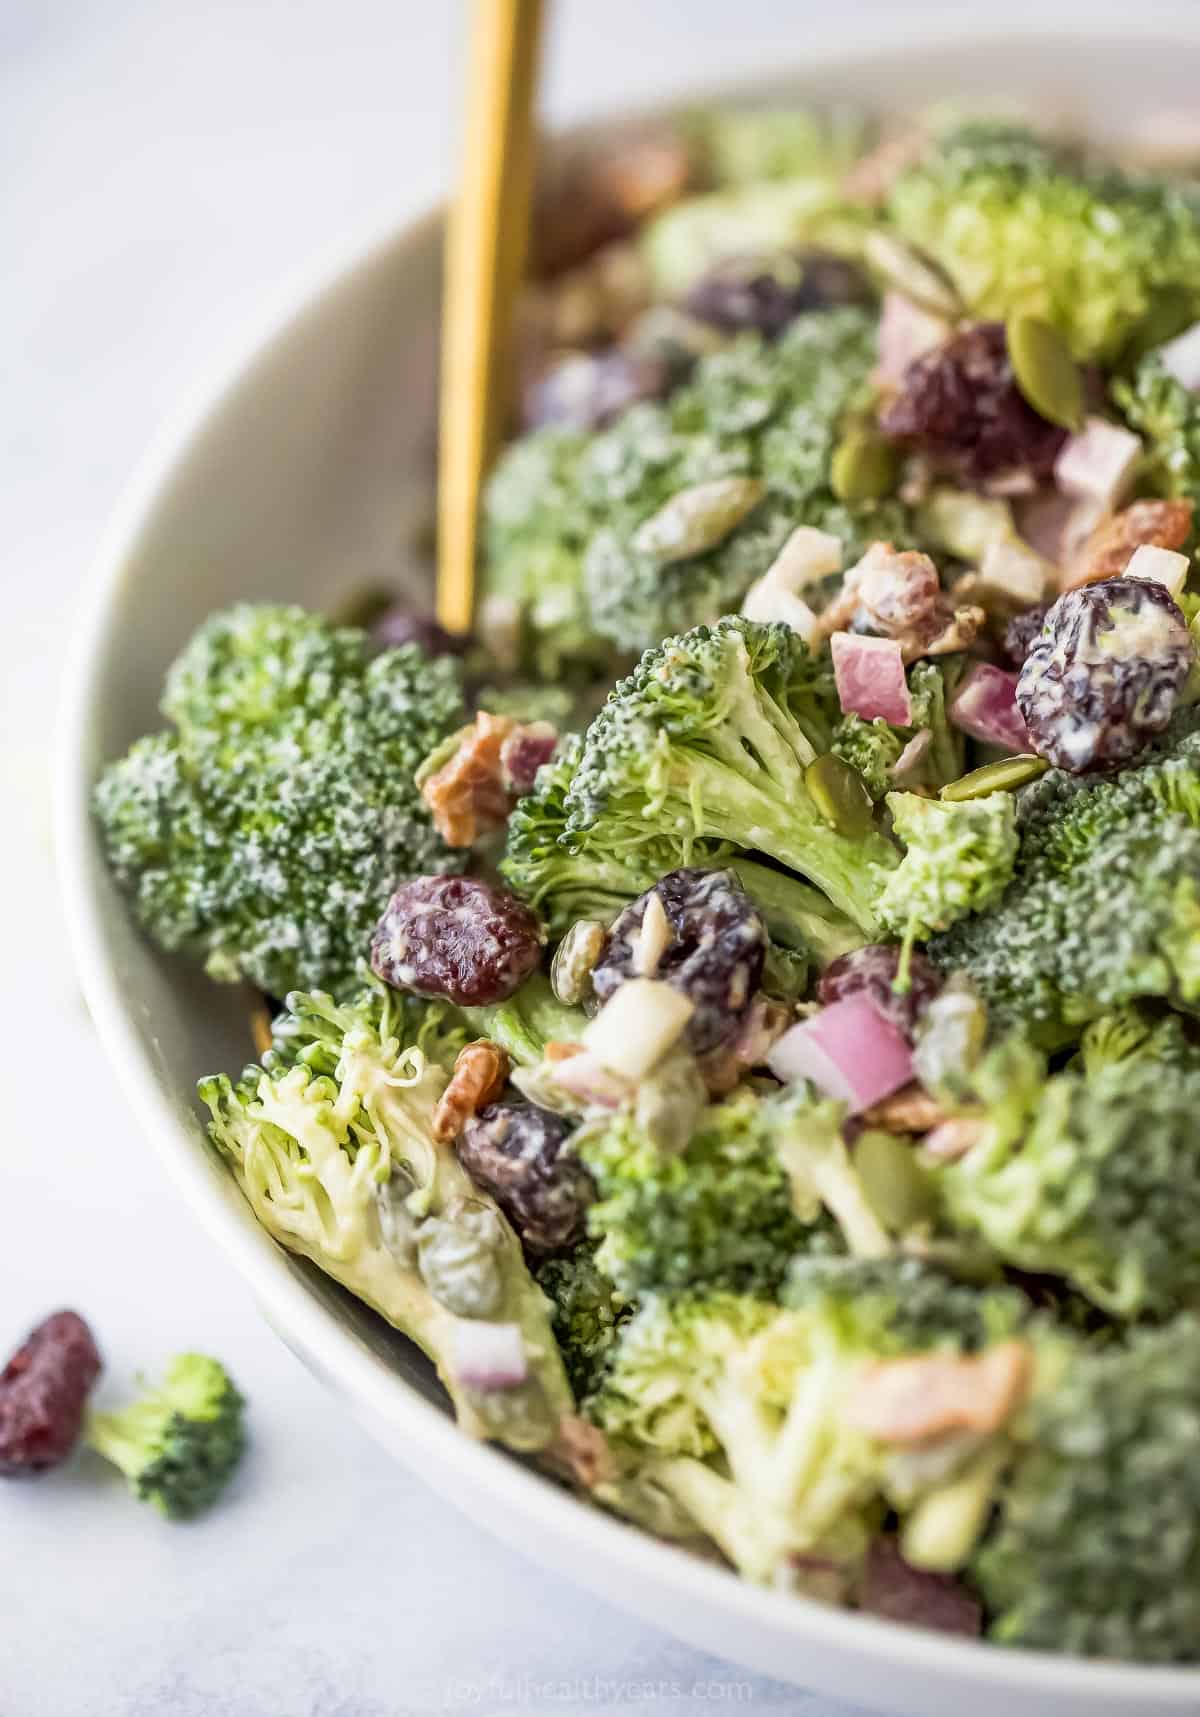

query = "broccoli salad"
[95, 104, 1200, 1662]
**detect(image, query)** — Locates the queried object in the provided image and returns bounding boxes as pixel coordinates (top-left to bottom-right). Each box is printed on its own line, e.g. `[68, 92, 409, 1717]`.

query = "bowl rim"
[56, 7, 1200, 1698]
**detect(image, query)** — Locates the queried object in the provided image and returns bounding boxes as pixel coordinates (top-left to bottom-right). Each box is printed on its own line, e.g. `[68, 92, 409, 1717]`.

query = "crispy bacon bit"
[544, 1414, 616, 1488]
[844, 1341, 1033, 1446]
[818, 543, 984, 664]
[422, 713, 558, 846]
[432, 1039, 511, 1144]
[1065, 498, 1194, 591]
[859, 1084, 949, 1134]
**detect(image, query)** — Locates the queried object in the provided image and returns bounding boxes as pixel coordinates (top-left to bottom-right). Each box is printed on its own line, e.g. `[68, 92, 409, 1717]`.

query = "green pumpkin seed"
[940, 754, 1049, 802]
[551, 920, 607, 1006]
[863, 231, 962, 318]
[856, 1130, 936, 1233]
[831, 426, 899, 503]
[1006, 316, 1085, 432]
[633, 476, 766, 565]
[805, 754, 875, 837]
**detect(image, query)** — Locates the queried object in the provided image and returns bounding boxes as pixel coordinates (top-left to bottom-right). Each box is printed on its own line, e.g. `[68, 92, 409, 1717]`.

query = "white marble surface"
[0, 3, 944, 1712]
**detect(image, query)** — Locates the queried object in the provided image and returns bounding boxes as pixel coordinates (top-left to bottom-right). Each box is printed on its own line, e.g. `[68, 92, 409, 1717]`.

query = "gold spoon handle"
[437, 0, 546, 636]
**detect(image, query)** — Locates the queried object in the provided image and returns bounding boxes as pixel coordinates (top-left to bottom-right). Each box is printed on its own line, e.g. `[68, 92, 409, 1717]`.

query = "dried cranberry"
[817, 944, 941, 1042]
[521, 348, 670, 432]
[684, 249, 872, 338]
[370, 606, 471, 660]
[859, 1538, 982, 1636]
[591, 869, 766, 1056]
[880, 322, 1067, 488]
[457, 1103, 594, 1254]
[0, 1311, 101, 1475]
[371, 876, 543, 1007]
[500, 723, 558, 795]
[1002, 603, 1050, 668]
[1016, 577, 1194, 772]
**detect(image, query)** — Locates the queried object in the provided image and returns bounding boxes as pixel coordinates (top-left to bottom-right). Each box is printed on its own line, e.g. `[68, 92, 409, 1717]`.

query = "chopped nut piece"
[432, 1039, 511, 1143]
[816, 542, 984, 663]
[860, 1084, 949, 1134]
[420, 711, 516, 847]
[844, 1341, 1033, 1445]
[699, 996, 792, 1096]
[631, 890, 672, 977]
[1065, 498, 1194, 591]
[544, 1414, 616, 1488]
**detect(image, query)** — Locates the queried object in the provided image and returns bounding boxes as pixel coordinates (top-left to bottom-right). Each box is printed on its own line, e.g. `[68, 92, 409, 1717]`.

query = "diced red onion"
[767, 995, 913, 1115]
[1157, 320, 1200, 392]
[860, 1538, 982, 1637]
[451, 1321, 528, 1391]
[873, 291, 950, 390]
[891, 728, 932, 782]
[949, 662, 1032, 753]
[831, 632, 912, 725]
[1053, 417, 1141, 510]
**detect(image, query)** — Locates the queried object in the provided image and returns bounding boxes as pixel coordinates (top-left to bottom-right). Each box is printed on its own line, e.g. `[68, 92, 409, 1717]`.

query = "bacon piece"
[844, 1341, 1033, 1445]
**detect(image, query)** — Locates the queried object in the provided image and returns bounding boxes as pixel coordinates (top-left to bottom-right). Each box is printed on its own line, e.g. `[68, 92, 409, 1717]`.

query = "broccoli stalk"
[86, 1355, 245, 1519]
[200, 992, 573, 1451]
[564, 618, 898, 934]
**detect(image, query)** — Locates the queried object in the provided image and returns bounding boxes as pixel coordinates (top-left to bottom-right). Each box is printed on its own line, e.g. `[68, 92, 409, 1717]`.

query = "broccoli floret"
[783, 1253, 1027, 1352]
[728, 858, 865, 970]
[1112, 351, 1200, 512]
[588, 1263, 1029, 1586]
[1079, 1003, 1200, 1076]
[889, 123, 1200, 361]
[563, 618, 898, 933]
[536, 1245, 633, 1399]
[200, 992, 573, 1450]
[469, 972, 587, 1068]
[86, 1354, 245, 1519]
[930, 710, 1200, 1038]
[877, 791, 1018, 977]
[687, 104, 873, 189]
[94, 605, 466, 997]
[973, 1317, 1200, 1661]
[831, 715, 904, 800]
[579, 1087, 821, 1299]
[933, 1039, 1200, 1318]
[482, 312, 918, 666]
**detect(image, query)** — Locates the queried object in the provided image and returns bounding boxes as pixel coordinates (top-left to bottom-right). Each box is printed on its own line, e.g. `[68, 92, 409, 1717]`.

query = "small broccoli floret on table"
[94, 604, 467, 997]
[588, 1261, 1030, 1588]
[889, 123, 1200, 361]
[200, 992, 573, 1451]
[972, 1317, 1200, 1661]
[933, 1039, 1200, 1318]
[930, 709, 1200, 1039]
[86, 1354, 245, 1520]
[564, 618, 897, 934]
[877, 791, 1017, 977]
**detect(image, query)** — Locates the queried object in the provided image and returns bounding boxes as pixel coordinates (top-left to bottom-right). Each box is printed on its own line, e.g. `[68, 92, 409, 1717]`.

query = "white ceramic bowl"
[57, 15, 1200, 1714]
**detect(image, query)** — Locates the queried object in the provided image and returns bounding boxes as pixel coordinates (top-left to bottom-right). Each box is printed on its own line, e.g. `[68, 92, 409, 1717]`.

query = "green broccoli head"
[200, 992, 573, 1451]
[930, 710, 1200, 1039]
[934, 1039, 1200, 1317]
[973, 1317, 1200, 1661]
[579, 1087, 822, 1300]
[889, 122, 1200, 361]
[589, 1261, 1029, 1586]
[1112, 352, 1200, 511]
[877, 791, 1018, 974]
[564, 618, 897, 933]
[535, 1245, 633, 1399]
[86, 1354, 245, 1519]
[94, 604, 467, 997]
[1078, 1004, 1200, 1077]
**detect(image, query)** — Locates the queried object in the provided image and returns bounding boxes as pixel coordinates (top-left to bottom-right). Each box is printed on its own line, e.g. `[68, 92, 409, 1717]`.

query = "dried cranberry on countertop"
[370, 876, 543, 1007]
[817, 944, 942, 1043]
[0, 1311, 101, 1475]
[1002, 604, 1051, 668]
[591, 868, 766, 1056]
[1016, 577, 1194, 772]
[457, 1102, 594, 1255]
[684, 248, 873, 339]
[880, 322, 1067, 488]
